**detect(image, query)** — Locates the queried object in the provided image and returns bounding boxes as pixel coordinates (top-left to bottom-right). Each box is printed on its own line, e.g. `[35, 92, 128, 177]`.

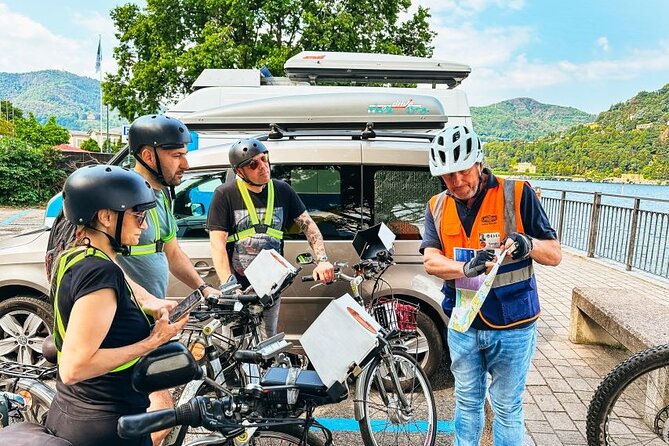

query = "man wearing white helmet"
[421, 125, 561, 445]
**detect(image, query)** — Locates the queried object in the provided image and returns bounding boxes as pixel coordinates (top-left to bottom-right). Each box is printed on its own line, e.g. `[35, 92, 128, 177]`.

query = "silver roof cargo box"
[181, 93, 447, 131]
[283, 51, 471, 88]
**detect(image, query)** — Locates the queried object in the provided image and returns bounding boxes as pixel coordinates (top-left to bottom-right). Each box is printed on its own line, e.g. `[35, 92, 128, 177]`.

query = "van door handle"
[194, 262, 216, 276]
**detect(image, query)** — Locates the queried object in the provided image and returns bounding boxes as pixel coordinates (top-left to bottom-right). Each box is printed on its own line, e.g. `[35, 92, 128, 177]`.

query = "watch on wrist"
[318, 255, 329, 263]
[197, 282, 211, 292]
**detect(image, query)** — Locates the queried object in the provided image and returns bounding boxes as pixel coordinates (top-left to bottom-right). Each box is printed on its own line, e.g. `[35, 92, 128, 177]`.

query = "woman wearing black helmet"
[44, 165, 189, 446]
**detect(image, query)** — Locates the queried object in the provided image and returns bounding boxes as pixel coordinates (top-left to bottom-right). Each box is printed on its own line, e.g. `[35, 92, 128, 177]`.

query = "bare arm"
[423, 247, 492, 281]
[294, 211, 327, 258]
[294, 211, 334, 283]
[210, 229, 233, 284]
[528, 238, 562, 266]
[58, 289, 187, 385]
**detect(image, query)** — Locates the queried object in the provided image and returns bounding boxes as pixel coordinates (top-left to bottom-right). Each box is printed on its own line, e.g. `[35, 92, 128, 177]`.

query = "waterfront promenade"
[523, 249, 669, 445]
[2, 207, 669, 445]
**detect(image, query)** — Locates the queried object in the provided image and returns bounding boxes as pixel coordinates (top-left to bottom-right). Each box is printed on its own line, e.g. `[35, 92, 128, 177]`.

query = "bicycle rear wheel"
[358, 350, 436, 446]
[587, 343, 669, 445]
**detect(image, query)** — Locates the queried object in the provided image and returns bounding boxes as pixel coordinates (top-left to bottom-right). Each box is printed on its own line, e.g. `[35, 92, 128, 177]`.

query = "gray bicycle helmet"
[429, 125, 483, 176]
[128, 114, 192, 186]
[63, 165, 156, 253]
[229, 139, 269, 170]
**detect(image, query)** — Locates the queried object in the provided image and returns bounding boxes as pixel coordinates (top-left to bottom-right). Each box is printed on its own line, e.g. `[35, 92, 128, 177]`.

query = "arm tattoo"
[295, 212, 326, 258]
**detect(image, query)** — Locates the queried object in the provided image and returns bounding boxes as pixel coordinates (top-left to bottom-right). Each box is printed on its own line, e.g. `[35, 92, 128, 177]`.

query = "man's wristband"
[197, 282, 211, 292]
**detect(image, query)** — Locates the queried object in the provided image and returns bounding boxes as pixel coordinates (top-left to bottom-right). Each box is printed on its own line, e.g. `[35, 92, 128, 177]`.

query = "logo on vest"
[481, 215, 498, 225]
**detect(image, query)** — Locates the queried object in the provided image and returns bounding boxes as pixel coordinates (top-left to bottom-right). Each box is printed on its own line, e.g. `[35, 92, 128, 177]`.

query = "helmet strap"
[84, 216, 129, 256]
[235, 166, 268, 188]
[135, 147, 169, 187]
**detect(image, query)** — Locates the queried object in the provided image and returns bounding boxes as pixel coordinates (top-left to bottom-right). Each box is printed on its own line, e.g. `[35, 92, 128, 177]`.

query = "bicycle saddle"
[42, 335, 58, 365]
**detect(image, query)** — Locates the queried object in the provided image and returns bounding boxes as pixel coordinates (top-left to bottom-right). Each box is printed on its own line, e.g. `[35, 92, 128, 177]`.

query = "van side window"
[172, 172, 225, 239]
[365, 167, 443, 240]
[273, 165, 361, 240]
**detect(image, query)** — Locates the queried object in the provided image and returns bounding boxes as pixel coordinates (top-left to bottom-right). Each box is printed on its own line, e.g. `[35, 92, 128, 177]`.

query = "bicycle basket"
[371, 298, 418, 333]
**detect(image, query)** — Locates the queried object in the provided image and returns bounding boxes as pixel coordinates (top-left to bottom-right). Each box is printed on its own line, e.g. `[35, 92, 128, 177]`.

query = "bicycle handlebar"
[118, 401, 200, 439]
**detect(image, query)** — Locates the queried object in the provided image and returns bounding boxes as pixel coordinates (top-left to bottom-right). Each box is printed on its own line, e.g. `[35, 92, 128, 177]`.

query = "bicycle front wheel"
[251, 425, 325, 446]
[587, 343, 669, 445]
[0, 378, 54, 425]
[358, 350, 437, 446]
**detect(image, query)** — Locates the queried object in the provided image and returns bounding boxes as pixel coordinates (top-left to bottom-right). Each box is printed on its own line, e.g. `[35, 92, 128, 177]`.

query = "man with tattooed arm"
[207, 138, 335, 337]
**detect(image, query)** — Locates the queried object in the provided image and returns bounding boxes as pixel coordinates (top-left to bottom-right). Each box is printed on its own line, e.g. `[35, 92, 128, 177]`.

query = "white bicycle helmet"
[429, 125, 483, 176]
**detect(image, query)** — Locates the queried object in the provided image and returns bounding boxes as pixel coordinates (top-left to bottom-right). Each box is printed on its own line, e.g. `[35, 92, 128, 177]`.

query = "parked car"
[0, 51, 474, 378]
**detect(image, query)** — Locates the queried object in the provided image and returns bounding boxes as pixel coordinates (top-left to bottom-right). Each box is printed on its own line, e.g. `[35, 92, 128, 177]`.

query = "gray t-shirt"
[117, 189, 176, 298]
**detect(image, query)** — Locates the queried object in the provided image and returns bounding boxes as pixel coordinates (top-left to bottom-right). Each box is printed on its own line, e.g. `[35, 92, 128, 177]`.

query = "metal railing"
[541, 188, 669, 279]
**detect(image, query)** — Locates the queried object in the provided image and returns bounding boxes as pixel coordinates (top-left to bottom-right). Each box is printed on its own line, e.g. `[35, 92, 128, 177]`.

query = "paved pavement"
[524, 250, 669, 445]
[0, 206, 45, 238]
[2, 206, 669, 445]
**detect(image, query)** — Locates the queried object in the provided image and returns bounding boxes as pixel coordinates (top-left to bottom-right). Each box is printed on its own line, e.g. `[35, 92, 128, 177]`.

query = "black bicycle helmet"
[128, 114, 191, 155]
[63, 165, 156, 254]
[128, 114, 192, 187]
[229, 138, 269, 170]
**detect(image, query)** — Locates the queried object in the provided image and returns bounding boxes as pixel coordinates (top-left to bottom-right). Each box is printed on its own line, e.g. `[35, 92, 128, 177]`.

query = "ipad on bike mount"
[352, 222, 395, 260]
[244, 249, 296, 300]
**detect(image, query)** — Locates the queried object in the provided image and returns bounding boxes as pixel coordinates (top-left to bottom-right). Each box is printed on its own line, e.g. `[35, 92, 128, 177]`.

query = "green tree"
[103, 0, 436, 120]
[42, 116, 70, 146]
[14, 113, 70, 148]
[0, 137, 65, 206]
[81, 138, 101, 152]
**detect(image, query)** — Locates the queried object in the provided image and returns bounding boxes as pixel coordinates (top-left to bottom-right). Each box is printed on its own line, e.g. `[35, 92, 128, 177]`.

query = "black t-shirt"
[55, 254, 151, 412]
[207, 179, 306, 281]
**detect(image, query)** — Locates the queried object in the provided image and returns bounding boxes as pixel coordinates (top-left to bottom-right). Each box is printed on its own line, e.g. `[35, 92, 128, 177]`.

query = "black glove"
[505, 232, 533, 260]
[462, 249, 495, 278]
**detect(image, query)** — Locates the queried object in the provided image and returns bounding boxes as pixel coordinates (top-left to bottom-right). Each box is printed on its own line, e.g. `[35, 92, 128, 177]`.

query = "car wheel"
[0, 296, 53, 366]
[401, 312, 443, 379]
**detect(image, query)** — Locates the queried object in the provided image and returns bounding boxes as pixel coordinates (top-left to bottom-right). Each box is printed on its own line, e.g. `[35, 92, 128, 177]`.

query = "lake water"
[510, 178, 669, 213]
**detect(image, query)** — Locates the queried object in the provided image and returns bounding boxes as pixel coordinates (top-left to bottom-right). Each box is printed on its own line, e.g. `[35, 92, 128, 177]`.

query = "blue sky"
[1, 0, 668, 114]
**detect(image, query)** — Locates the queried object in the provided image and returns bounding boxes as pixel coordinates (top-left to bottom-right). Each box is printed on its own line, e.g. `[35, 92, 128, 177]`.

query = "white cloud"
[0, 4, 115, 78]
[431, 23, 534, 66]
[415, 0, 525, 17]
[597, 36, 611, 52]
[462, 42, 669, 107]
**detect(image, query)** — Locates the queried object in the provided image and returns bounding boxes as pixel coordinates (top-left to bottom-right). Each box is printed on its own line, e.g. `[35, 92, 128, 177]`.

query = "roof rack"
[182, 92, 447, 131]
[283, 51, 471, 88]
[257, 125, 438, 141]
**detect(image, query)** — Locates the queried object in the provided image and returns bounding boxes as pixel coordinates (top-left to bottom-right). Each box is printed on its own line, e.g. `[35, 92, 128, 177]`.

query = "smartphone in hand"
[168, 289, 203, 323]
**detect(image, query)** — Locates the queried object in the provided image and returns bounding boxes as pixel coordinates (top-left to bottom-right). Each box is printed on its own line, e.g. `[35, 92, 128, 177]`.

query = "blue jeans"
[447, 323, 537, 446]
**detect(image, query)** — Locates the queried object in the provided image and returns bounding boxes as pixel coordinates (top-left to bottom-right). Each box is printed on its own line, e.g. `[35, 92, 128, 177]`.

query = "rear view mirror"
[296, 253, 314, 265]
[190, 202, 205, 216]
[131, 341, 201, 393]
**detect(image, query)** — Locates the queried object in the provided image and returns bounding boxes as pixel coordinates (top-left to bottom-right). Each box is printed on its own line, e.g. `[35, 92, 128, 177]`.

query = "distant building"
[69, 130, 90, 148]
[89, 127, 123, 147]
[636, 123, 653, 130]
[69, 127, 123, 149]
[515, 162, 537, 174]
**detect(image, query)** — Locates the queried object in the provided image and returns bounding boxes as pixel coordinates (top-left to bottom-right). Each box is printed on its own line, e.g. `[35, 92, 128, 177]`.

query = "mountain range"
[0, 69, 596, 139]
[0, 70, 124, 131]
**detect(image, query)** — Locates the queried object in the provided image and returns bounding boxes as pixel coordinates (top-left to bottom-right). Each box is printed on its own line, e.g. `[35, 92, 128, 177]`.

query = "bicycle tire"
[587, 343, 669, 445]
[166, 380, 224, 446]
[358, 350, 437, 446]
[252, 425, 326, 446]
[0, 378, 54, 426]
